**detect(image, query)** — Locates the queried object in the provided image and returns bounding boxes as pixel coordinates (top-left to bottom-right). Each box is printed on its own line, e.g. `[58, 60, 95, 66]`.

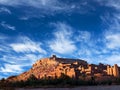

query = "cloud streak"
[105, 33, 120, 49]
[10, 36, 46, 54]
[0, 0, 95, 18]
[0, 0, 66, 11]
[0, 35, 46, 78]
[0, 7, 11, 14]
[1, 21, 15, 30]
[49, 22, 76, 54]
[0, 64, 23, 73]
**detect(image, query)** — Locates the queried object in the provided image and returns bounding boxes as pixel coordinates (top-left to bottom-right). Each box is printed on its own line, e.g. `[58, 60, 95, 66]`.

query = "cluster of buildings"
[32, 55, 120, 79]
[7, 55, 120, 81]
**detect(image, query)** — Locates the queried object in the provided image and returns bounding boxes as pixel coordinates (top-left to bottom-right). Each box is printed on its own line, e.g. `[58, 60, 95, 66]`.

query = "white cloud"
[75, 31, 91, 43]
[0, 35, 45, 69]
[103, 12, 120, 50]
[0, 64, 23, 73]
[105, 0, 120, 10]
[49, 23, 76, 54]
[0, 45, 11, 52]
[0, 0, 49, 6]
[74, 30, 102, 63]
[0, 7, 11, 14]
[97, 53, 120, 66]
[0, 50, 43, 75]
[10, 36, 46, 54]
[0, 35, 46, 77]
[48, 23, 102, 64]
[1, 21, 15, 30]
[19, 16, 29, 20]
[76, 43, 103, 63]
[0, 0, 66, 11]
[99, 4, 120, 65]
[0, 0, 23, 6]
[0, 0, 93, 16]
[77, 47, 92, 56]
[105, 33, 120, 49]
[1, 53, 42, 66]
[97, 0, 120, 65]
[100, 0, 120, 50]
[96, 0, 120, 10]
[0, 44, 43, 75]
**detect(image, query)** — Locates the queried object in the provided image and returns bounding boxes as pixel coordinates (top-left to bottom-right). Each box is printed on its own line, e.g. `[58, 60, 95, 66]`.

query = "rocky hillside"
[7, 55, 88, 82]
[6, 55, 120, 83]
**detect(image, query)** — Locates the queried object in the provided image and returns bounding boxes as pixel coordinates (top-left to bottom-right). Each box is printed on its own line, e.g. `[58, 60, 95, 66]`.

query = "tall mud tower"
[107, 65, 113, 76]
[113, 64, 119, 77]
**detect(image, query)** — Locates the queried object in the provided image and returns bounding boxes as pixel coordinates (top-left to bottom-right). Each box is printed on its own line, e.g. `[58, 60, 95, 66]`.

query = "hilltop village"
[7, 55, 120, 82]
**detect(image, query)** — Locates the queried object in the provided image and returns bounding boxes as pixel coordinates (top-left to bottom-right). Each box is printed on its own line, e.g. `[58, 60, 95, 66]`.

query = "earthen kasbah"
[7, 55, 120, 82]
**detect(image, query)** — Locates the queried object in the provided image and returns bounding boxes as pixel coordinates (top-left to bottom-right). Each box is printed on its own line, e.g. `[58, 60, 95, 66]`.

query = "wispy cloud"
[105, 0, 120, 10]
[97, 0, 120, 65]
[0, 64, 23, 73]
[0, 7, 11, 14]
[0, 0, 94, 18]
[0, 0, 66, 11]
[0, 45, 11, 53]
[75, 31, 103, 63]
[1, 53, 42, 66]
[0, 0, 54, 6]
[0, 35, 46, 78]
[75, 31, 91, 43]
[0, 34, 12, 52]
[105, 32, 120, 49]
[10, 36, 46, 54]
[101, 17, 120, 65]
[102, 7, 120, 50]
[48, 22, 104, 64]
[1, 21, 15, 30]
[105, 54, 120, 65]
[19, 16, 29, 20]
[0, 0, 69, 18]
[0, 52, 43, 78]
[49, 22, 76, 54]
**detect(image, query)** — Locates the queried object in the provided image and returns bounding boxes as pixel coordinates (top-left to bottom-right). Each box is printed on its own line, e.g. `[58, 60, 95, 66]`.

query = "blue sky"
[0, 0, 120, 79]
